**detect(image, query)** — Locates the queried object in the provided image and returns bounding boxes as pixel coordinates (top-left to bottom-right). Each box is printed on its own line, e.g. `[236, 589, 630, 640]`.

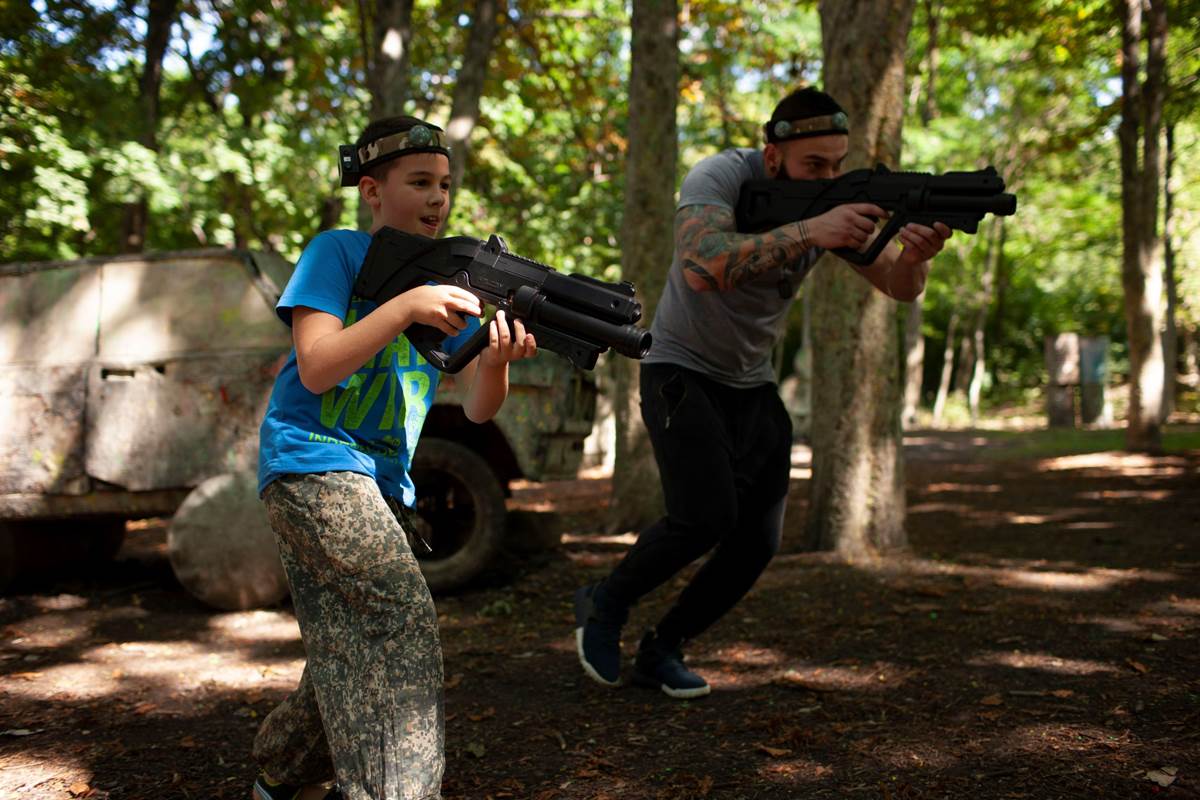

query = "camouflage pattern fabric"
[254, 471, 444, 800]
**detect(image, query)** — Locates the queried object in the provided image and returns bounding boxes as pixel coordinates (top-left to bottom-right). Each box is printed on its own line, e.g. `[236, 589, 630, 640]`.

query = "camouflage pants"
[254, 471, 444, 800]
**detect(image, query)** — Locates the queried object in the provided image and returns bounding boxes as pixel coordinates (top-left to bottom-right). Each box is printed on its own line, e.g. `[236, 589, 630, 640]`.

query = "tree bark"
[607, 0, 678, 533]
[1117, 0, 1167, 452]
[446, 0, 501, 209]
[807, 0, 916, 560]
[121, 0, 179, 253]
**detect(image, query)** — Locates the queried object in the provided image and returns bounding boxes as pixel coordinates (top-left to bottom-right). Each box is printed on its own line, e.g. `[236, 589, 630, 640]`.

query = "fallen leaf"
[444, 674, 463, 689]
[979, 694, 1004, 706]
[755, 743, 792, 758]
[1126, 659, 1149, 674]
[1146, 767, 1177, 787]
[0, 729, 40, 737]
[465, 741, 486, 758]
[68, 782, 90, 797]
[1050, 689, 1075, 699]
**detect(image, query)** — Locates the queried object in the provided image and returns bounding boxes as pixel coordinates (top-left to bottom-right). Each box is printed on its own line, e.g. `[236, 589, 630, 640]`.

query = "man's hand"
[894, 221, 952, 267]
[478, 309, 537, 368]
[805, 203, 888, 250]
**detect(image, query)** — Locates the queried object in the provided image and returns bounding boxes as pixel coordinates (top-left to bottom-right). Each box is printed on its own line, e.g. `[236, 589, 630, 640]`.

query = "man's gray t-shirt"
[644, 148, 822, 387]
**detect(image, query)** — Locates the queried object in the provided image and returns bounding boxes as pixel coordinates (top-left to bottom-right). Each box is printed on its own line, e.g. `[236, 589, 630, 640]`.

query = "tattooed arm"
[676, 201, 892, 293]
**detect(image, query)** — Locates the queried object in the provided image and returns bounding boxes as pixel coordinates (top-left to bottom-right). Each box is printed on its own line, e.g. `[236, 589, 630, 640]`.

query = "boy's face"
[764, 134, 849, 181]
[360, 151, 452, 237]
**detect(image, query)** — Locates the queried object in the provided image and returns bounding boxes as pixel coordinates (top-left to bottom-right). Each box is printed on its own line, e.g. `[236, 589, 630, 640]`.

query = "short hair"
[355, 115, 448, 181]
[764, 87, 848, 143]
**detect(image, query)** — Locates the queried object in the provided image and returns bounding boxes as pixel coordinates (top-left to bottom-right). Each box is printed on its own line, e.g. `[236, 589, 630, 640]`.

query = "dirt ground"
[1, 429, 1197, 800]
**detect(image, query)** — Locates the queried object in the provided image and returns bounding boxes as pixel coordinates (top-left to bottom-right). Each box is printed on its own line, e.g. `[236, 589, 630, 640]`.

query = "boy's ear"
[358, 175, 381, 209]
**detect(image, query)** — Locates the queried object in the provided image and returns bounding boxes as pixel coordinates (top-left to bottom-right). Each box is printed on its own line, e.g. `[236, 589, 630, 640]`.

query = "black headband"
[763, 111, 850, 143]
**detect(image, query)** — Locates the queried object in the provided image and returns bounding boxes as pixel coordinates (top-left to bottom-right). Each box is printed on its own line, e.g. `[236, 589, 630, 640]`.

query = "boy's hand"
[400, 284, 482, 336]
[479, 309, 537, 368]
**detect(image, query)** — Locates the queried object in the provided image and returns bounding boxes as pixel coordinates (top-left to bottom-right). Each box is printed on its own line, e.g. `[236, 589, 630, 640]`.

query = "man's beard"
[776, 162, 793, 181]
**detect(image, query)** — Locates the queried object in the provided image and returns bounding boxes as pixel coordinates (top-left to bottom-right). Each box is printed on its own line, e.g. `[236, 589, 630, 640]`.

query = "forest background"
[3, 0, 1199, 471]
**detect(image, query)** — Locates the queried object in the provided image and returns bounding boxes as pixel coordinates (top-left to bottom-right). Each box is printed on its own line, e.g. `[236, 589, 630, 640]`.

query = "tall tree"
[446, 0, 502, 206]
[1117, 0, 1167, 451]
[807, 0, 917, 558]
[120, 0, 180, 252]
[607, 0, 678, 532]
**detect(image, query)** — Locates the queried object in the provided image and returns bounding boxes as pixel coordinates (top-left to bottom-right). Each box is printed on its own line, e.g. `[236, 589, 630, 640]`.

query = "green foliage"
[0, 0, 1197, 410]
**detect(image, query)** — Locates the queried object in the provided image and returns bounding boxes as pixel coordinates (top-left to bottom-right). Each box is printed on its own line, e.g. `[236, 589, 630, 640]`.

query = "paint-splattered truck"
[0, 248, 596, 609]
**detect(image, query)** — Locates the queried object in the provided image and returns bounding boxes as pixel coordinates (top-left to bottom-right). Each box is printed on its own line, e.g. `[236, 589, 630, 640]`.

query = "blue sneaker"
[252, 774, 343, 800]
[632, 630, 711, 699]
[573, 583, 627, 686]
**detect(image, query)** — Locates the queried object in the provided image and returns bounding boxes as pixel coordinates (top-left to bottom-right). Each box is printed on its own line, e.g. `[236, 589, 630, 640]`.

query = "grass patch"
[975, 425, 1200, 460]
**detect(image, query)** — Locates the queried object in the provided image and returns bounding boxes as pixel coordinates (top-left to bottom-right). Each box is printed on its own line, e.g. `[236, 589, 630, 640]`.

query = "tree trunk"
[120, 0, 179, 253]
[607, 0, 678, 533]
[807, 0, 916, 560]
[1117, 0, 1167, 452]
[967, 217, 1003, 425]
[901, 292, 925, 428]
[920, 0, 939, 125]
[1161, 123, 1177, 421]
[367, 0, 415, 116]
[932, 311, 958, 425]
[446, 0, 501, 210]
[357, 0, 416, 230]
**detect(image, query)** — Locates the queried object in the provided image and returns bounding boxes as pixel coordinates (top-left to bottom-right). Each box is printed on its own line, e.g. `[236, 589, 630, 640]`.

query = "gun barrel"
[927, 192, 1017, 216]
[515, 287, 652, 359]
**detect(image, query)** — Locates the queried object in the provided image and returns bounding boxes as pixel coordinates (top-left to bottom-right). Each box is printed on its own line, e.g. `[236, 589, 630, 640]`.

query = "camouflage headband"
[358, 125, 451, 167]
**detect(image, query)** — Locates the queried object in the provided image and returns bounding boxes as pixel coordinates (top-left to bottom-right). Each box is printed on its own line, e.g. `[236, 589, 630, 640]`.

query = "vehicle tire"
[0, 518, 124, 592]
[0, 523, 16, 592]
[167, 471, 289, 611]
[409, 437, 507, 593]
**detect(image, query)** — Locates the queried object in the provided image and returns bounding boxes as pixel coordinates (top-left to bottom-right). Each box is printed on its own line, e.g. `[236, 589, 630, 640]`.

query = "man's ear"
[763, 142, 781, 178]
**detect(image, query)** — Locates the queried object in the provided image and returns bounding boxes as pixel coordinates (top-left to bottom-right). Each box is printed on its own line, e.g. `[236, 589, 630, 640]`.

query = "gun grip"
[406, 320, 491, 374]
[833, 213, 907, 267]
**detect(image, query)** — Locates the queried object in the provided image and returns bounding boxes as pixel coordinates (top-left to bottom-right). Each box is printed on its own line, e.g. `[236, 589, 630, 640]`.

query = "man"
[574, 87, 951, 698]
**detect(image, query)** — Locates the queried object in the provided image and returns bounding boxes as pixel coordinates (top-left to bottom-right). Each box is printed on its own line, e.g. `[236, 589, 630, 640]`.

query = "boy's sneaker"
[632, 630, 711, 699]
[252, 774, 343, 800]
[573, 583, 627, 686]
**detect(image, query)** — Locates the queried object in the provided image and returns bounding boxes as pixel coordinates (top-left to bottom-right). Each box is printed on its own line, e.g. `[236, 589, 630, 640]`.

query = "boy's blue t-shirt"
[258, 229, 481, 506]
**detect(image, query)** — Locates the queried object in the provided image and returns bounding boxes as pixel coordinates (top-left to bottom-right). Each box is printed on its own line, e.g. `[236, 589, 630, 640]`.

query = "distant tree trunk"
[932, 311, 958, 425]
[1162, 123, 1177, 421]
[446, 0, 501, 210]
[1183, 326, 1200, 387]
[920, 0, 939, 125]
[1117, 0, 1167, 452]
[902, 293, 925, 428]
[967, 217, 1003, 424]
[806, 0, 916, 559]
[607, 0, 677, 533]
[357, 0, 416, 230]
[121, 0, 179, 253]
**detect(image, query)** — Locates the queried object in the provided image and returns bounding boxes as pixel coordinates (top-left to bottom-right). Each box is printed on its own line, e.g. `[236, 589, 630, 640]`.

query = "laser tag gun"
[734, 165, 1018, 266]
[354, 227, 652, 373]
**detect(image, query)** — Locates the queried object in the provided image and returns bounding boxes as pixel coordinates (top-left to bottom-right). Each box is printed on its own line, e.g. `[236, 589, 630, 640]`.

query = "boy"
[252, 116, 536, 800]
